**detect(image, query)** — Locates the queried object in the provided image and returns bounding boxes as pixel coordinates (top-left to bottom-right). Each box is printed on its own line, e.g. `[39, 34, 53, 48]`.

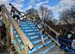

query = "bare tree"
[26, 8, 38, 16]
[59, 7, 75, 25]
[39, 6, 53, 22]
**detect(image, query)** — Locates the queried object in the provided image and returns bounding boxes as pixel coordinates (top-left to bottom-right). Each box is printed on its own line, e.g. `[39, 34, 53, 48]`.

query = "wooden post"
[24, 45, 28, 54]
[10, 23, 14, 44]
[1, 5, 11, 53]
[5, 17, 10, 53]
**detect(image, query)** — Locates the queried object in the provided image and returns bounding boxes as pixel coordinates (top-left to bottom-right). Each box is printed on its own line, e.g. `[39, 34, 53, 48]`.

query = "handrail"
[45, 32, 60, 46]
[30, 15, 60, 46]
[45, 23, 60, 36]
[40, 20, 60, 46]
[41, 20, 60, 46]
[1, 5, 33, 53]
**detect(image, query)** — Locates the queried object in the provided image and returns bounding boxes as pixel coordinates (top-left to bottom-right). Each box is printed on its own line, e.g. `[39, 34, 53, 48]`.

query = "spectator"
[34, 14, 47, 46]
[37, 22, 46, 47]
[35, 15, 41, 26]
[10, 6, 20, 26]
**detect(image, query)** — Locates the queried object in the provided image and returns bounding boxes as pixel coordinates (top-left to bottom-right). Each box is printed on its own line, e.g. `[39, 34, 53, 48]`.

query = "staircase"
[1, 4, 75, 54]
[0, 5, 65, 54]
[13, 19, 64, 54]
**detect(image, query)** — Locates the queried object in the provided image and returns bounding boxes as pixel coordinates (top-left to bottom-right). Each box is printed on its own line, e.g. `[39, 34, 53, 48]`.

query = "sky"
[0, 0, 75, 19]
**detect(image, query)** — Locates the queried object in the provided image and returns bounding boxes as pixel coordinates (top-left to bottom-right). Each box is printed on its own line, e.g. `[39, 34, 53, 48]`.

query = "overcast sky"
[0, 0, 75, 19]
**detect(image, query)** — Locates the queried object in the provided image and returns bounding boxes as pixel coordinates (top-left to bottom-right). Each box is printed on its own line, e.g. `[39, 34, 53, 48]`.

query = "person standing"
[36, 19, 46, 47]
[10, 6, 20, 26]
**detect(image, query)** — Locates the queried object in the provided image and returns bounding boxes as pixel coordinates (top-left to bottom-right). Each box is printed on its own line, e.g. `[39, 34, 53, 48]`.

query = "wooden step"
[32, 36, 48, 45]
[58, 49, 64, 54]
[31, 35, 45, 42]
[50, 48, 64, 54]
[29, 39, 51, 54]
[47, 46, 59, 53]
[34, 38, 49, 47]
[34, 41, 54, 53]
